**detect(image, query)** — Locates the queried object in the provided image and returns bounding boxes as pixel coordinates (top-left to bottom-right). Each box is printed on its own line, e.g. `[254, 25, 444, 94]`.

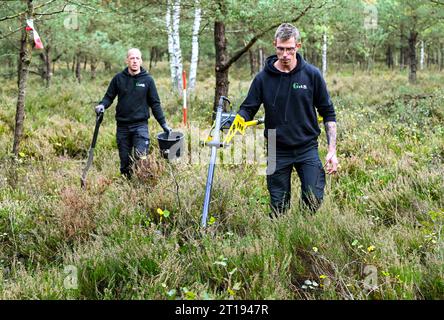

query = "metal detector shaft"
[201, 96, 229, 227]
[80, 112, 104, 188]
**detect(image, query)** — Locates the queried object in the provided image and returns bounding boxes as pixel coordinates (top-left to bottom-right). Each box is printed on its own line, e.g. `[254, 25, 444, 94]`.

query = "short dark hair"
[274, 23, 301, 42]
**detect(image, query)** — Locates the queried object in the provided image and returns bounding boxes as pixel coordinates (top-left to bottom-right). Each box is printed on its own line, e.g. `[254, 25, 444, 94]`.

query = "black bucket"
[157, 131, 184, 160]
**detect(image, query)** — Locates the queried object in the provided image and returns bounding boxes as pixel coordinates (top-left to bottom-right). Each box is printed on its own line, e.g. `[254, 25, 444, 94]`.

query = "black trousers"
[116, 123, 150, 178]
[267, 146, 326, 214]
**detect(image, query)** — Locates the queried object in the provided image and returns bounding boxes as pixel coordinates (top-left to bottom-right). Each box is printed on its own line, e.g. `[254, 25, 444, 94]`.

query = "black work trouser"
[116, 123, 150, 178]
[267, 146, 325, 215]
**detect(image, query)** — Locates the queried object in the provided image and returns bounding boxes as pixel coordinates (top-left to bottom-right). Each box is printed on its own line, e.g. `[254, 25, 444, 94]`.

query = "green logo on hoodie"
[293, 82, 308, 90]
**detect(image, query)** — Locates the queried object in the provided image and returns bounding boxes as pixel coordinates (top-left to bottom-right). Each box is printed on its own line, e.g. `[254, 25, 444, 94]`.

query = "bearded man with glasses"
[237, 23, 338, 216]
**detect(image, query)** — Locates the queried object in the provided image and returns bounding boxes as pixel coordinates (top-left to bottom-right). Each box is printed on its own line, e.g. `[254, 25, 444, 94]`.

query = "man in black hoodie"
[237, 23, 338, 215]
[95, 48, 172, 178]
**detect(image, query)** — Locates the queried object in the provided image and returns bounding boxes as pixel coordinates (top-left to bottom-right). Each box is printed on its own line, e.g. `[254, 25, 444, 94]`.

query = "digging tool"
[80, 111, 104, 189]
[200, 97, 264, 228]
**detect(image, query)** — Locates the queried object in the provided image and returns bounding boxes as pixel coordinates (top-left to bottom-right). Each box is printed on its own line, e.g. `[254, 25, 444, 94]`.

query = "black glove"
[161, 123, 173, 135]
[95, 104, 105, 115]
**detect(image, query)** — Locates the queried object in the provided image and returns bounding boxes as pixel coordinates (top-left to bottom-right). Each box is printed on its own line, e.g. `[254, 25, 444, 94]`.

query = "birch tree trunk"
[172, 0, 183, 93]
[420, 40, 424, 70]
[188, 0, 201, 92]
[322, 32, 327, 76]
[408, 30, 418, 84]
[258, 48, 264, 71]
[166, 1, 176, 90]
[13, 0, 34, 156]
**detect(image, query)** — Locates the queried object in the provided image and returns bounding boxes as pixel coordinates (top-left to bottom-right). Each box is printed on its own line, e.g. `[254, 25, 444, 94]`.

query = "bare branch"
[0, 0, 56, 22]
[0, 26, 24, 40]
[35, 4, 69, 17]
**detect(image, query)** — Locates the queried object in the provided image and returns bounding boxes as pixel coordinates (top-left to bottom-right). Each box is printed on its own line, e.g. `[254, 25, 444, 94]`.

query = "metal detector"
[200, 96, 263, 227]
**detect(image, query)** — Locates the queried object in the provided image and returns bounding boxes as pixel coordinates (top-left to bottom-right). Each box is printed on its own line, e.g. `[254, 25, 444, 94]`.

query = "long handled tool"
[80, 112, 104, 189]
[200, 97, 264, 228]
[201, 96, 230, 227]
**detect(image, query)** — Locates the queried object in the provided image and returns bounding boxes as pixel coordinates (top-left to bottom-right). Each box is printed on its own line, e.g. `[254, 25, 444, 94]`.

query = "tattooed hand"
[325, 121, 338, 174]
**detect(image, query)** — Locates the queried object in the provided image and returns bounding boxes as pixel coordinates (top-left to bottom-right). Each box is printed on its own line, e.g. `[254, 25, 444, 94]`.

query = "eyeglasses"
[276, 47, 296, 54]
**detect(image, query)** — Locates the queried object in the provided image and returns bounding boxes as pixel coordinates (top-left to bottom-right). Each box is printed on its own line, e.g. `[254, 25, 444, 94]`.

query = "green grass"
[0, 65, 443, 299]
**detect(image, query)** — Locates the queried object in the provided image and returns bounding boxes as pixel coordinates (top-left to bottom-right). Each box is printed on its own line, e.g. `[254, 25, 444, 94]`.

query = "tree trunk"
[104, 61, 111, 71]
[149, 46, 157, 70]
[214, 20, 229, 111]
[172, 0, 183, 93]
[90, 57, 97, 79]
[166, 0, 177, 91]
[258, 47, 264, 71]
[322, 32, 327, 76]
[426, 45, 431, 69]
[386, 44, 394, 69]
[83, 56, 87, 70]
[39, 46, 51, 87]
[249, 48, 258, 78]
[72, 55, 76, 73]
[75, 53, 81, 83]
[420, 40, 424, 71]
[433, 48, 437, 69]
[188, 0, 201, 91]
[13, 0, 33, 157]
[352, 53, 355, 75]
[439, 43, 444, 71]
[400, 25, 406, 70]
[337, 50, 342, 72]
[408, 30, 418, 84]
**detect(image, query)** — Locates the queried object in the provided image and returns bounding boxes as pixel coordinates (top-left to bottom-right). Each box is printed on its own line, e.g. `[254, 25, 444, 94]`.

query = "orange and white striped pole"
[182, 70, 187, 125]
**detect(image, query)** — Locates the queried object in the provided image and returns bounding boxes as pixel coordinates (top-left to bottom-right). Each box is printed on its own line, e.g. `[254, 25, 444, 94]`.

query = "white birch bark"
[166, 1, 176, 90]
[322, 32, 327, 76]
[259, 48, 264, 71]
[420, 40, 424, 70]
[188, 0, 201, 92]
[172, 0, 183, 93]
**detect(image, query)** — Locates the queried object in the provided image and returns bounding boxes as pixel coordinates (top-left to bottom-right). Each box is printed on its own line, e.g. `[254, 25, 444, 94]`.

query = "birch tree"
[322, 31, 327, 76]
[166, 0, 176, 91]
[188, 0, 201, 92]
[172, 0, 183, 93]
[166, 0, 183, 94]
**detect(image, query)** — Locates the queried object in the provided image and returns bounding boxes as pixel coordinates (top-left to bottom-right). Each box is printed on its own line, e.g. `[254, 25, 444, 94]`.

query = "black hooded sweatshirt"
[238, 53, 336, 150]
[100, 67, 166, 126]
